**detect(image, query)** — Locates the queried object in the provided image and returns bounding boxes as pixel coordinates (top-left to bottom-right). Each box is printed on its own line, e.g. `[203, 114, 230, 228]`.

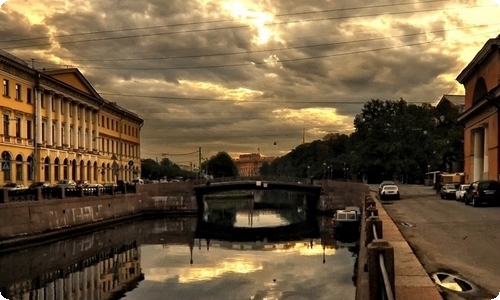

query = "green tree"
[352, 99, 437, 183]
[205, 152, 238, 178]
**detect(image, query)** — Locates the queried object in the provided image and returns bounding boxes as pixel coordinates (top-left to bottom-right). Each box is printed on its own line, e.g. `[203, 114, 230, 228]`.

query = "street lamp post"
[323, 162, 326, 179]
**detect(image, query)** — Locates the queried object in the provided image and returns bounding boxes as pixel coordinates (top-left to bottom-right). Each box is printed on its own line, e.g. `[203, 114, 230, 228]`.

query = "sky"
[1, 0, 500, 166]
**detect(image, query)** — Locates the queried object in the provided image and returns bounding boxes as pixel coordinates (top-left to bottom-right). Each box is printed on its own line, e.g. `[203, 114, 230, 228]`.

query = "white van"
[131, 178, 144, 185]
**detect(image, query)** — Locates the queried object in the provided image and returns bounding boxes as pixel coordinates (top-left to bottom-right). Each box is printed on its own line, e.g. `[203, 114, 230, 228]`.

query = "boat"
[331, 206, 361, 232]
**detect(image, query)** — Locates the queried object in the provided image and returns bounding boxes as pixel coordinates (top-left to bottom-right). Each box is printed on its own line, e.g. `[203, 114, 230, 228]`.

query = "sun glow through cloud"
[221, 1, 281, 45]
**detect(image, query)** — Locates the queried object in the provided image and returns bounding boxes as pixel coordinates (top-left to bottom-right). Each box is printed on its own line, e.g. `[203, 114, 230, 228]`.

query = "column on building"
[46, 92, 53, 147]
[64, 99, 71, 148]
[473, 129, 484, 181]
[80, 106, 86, 150]
[36, 88, 43, 145]
[93, 111, 99, 152]
[55, 95, 62, 148]
[483, 126, 488, 178]
[87, 109, 92, 152]
[72, 102, 79, 151]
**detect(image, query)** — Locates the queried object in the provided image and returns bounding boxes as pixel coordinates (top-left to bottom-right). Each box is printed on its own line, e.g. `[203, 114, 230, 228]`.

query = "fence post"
[365, 206, 378, 217]
[367, 239, 395, 300]
[365, 216, 383, 246]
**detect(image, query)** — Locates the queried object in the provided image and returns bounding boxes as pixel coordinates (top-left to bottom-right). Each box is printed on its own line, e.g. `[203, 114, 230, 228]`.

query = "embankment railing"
[364, 195, 396, 300]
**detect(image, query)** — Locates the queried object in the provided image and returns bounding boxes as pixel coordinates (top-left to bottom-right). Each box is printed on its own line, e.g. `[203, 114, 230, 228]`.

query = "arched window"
[27, 155, 33, 181]
[44, 157, 50, 182]
[87, 161, 91, 182]
[72, 159, 77, 180]
[80, 160, 85, 181]
[93, 161, 98, 182]
[101, 163, 106, 182]
[106, 163, 111, 182]
[63, 158, 69, 179]
[15, 154, 23, 181]
[54, 158, 60, 181]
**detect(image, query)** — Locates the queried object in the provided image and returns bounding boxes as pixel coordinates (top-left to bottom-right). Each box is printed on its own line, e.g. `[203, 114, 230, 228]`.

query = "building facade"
[457, 35, 500, 183]
[235, 153, 275, 177]
[0, 50, 143, 186]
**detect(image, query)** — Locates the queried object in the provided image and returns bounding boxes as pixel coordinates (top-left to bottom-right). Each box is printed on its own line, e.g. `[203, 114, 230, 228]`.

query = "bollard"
[35, 187, 43, 201]
[366, 198, 376, 208]
[365, 216, 383, 246]
[367, 239, 395, 300]
[365, 206, 378, 218]
[1, 189, 9, 203]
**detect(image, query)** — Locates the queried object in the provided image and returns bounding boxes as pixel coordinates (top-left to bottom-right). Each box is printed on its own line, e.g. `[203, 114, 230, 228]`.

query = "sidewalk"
[371, 191, 444, 300]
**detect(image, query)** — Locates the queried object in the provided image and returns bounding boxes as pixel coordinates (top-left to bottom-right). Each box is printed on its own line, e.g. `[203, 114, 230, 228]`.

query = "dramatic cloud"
[1, 0, 499, 163]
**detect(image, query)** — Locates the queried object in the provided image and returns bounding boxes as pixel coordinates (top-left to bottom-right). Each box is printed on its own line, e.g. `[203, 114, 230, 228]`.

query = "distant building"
[235, 153, 275, 177]
[437, 94, 465, 114]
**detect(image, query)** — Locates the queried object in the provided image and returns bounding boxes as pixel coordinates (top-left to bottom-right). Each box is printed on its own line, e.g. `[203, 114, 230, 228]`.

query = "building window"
[101, 116, 104, 126]
[3, 115, 10, 136]
[15, 118, 21, 138]
[41, 122, 46, 142]
[27, 88, 32, 104]
[27, 120, 33, 140]
[107, 118, 109, 129]
[15, 155, 22, 181]
[3, 79, 9, 96]
[111, 119, 114, 130]
[15, 84, 21, 100]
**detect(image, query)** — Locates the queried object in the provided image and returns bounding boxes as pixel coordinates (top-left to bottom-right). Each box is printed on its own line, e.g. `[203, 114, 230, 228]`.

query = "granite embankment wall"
[0, 182, 196, 248]
[0, 179, 368, 249]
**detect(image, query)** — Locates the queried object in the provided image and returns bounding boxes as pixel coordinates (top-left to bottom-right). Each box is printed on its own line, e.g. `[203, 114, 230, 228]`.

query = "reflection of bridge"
[194, 216, 320, 242]
[193, 180, 322, 214]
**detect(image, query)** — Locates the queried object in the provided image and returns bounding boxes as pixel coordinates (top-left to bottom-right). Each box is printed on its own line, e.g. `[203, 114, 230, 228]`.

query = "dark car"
[28, 182, 52, 189]
[463, 180, 500, 207]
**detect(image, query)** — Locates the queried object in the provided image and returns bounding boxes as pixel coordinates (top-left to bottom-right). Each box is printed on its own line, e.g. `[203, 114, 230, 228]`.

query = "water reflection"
[0, 209, 359, 299]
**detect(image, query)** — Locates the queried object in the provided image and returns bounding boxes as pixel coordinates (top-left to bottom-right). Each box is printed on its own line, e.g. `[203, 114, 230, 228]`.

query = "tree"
[352, 99, 436, 183]
[205, 152, 238, 178]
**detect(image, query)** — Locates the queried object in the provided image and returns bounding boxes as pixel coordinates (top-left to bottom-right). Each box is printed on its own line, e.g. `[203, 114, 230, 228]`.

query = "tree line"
[140, 98, 463, 184]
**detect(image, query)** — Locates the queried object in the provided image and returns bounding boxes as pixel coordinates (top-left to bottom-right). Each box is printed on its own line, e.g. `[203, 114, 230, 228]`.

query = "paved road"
[368, 184, 500, 300]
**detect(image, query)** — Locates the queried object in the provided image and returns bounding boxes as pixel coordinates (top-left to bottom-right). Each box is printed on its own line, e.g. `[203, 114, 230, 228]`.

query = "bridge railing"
[198, 176, 309, 184]
[362, 195, 396, 300]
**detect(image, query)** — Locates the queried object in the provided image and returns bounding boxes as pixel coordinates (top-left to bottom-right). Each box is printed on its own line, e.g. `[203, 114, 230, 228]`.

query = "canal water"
[0, 192, 359, 300]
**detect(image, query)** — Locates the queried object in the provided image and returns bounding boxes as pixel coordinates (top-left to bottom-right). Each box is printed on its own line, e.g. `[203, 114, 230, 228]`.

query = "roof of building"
[439, 94, 465, 107]
[456, 34, 500, 83]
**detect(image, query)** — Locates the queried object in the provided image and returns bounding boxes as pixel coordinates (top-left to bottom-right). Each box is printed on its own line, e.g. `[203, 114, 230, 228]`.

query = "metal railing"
[365, 196, 396, 300]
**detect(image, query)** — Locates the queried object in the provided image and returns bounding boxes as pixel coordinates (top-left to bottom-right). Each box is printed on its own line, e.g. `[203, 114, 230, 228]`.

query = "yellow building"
[0, 50, 143, 186]
[235, 153, 275, 177]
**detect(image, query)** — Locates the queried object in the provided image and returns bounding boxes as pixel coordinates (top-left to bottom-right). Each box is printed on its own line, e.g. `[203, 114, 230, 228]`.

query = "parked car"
[28, 182, 52, 189]
[55, 179, 77, 188]
[379, 184, 400, 200]
[463, 180, 500, 207]
[75, 180, 89, 188]
[86, 183, 103, 188]
[455, 184, 469, 202]
[440, 183, 457, 200]
[378, 181, 395, 195]
[131, 178, 144, 185]
[2, 182, 28, 191]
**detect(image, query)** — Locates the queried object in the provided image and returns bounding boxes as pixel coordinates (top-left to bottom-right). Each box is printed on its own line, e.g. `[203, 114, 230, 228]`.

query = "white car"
[380, 184, 400, 200]
[455, 184, 469, 202]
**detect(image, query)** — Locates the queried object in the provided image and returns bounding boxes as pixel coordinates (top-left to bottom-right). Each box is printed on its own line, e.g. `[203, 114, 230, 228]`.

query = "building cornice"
[456, 37, 500, 84]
